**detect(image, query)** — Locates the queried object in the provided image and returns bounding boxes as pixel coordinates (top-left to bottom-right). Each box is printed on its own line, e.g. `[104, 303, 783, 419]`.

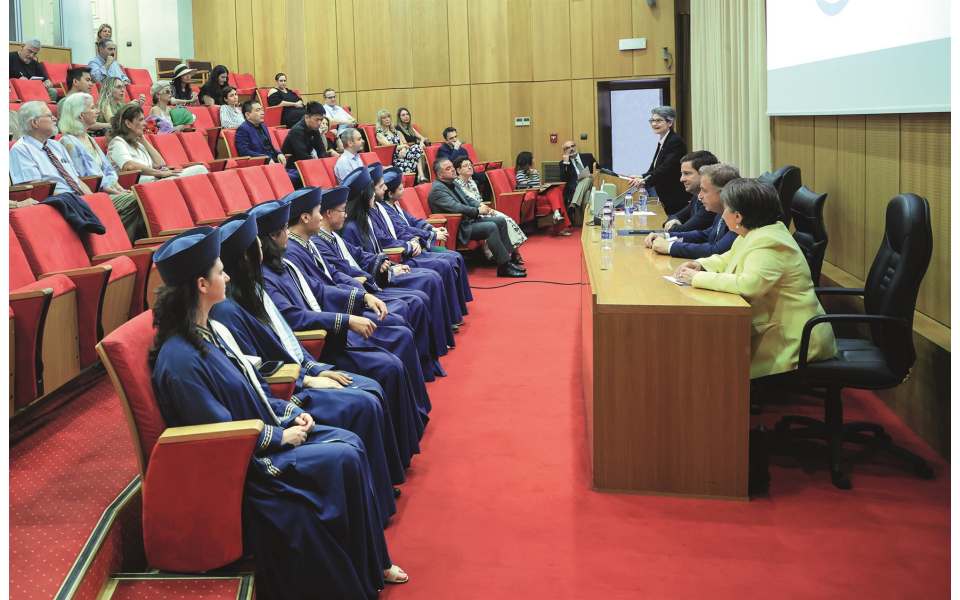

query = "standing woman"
[149, 227, 408, 600]
[169, 64, 199, 106]
[218, 86, 244, 129]
[514, 151, 571, 236]
[454, 156, 526, 262]
[97, 78, 143, 126]
[395, 107, 427, 147]
[628, 106, 689, 215]
[107, 103, 208, 182]
[57, 93, 144, 242]
[150, 81, 195, 133]
[199, 65, 230, 106]
[267, 73, 306, 129]
[375, 109, 427, 183]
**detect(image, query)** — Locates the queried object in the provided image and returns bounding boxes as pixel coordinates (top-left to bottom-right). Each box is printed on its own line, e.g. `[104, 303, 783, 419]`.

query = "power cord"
[472, 280, 580, 289]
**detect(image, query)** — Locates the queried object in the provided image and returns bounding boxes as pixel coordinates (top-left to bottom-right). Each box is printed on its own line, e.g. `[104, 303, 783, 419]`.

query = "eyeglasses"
[649, 118, 666, 124]
[329, 208, 347, 213]
[159, 88, 172, 95]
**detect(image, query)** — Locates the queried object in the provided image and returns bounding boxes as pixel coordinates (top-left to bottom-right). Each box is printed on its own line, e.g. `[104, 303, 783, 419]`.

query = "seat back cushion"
[400, 186, 428, 220]
[127, 84, 154, 106]
[80, 193, 134, 255]
[175, 176, 228, 222]
[359, 152, 379, 166]
[236, 167, 277, 205]
[126, 68, 153, 86]
[133, 179, 196, 236]
[186, 106, 216, 130]
[298, 158, 334, 189]
[320, 157, 340, 184]
[10, 204, 94, 275]
[263, 162, 295, 198]
[147, 134, 191, 166]
[208, 170, 254, 213]
[178, 131, 214, 162]
[413, 184, 434, 216]
[271, 128, 290, 149]
[221, 129, 239, 157]
[9, 224, 39, 289]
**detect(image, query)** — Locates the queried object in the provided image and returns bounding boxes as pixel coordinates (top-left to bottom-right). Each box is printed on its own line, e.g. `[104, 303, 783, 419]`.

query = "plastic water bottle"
[600, 207, 613, 249]
[623, 192, 634, 223]
[637, 185, 648, 214]
[600, 247, 613, 270]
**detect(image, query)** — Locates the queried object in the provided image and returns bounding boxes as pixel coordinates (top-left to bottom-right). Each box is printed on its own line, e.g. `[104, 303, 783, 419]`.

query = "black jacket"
[642, 131, 688, 214]
[558, 152, 596, 199]
[281, 119, 326, 167]
[42, 192, 105, 234]
[666, 195, 716, 233]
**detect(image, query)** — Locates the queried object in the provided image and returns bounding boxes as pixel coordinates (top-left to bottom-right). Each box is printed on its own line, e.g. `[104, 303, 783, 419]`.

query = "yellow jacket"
[692, 222, 837, 379]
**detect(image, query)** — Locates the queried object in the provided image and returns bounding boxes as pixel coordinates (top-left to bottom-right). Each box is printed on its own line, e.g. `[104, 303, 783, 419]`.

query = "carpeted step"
[100, 573, 254, 600]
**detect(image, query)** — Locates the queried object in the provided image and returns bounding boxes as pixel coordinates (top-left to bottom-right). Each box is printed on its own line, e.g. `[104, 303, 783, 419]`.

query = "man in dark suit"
[427, 157, 525, 278]
[436, 127, 488, 190]
[558, 140, 596, 205]
[663, 150, 719, 233]
[235, 100, 285, 165]
[627, 106, 688, 215]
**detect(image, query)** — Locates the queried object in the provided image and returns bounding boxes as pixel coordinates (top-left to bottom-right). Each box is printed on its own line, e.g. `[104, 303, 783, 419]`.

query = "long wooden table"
[581, 201, 752, 501]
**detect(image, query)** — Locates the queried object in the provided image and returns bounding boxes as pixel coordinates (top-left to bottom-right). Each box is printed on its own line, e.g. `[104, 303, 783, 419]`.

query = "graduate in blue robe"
[149, 226, 408, 600]
[280, 186, 446, 378]
[341, 164, 470, 324]
[249, 200, 431, 467]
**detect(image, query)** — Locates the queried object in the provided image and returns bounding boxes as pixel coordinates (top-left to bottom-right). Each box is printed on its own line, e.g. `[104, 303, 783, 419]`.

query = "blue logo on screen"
[816, 0, 849, 15]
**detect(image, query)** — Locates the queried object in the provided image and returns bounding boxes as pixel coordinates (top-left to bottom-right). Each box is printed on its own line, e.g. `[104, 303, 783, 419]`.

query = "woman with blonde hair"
[95, 23, 114, 57]
[97, 77, 144, 126]
[107, 103, 208, 182]
[59, 93, 144, 241]
[375, 108, 427, 183]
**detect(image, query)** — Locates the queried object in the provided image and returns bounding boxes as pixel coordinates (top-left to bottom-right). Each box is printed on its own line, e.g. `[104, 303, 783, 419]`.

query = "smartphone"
[257, 360, 284, 376]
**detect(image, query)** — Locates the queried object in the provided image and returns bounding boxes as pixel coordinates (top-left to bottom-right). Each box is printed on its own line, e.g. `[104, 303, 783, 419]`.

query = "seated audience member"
[280, 101, 327, 167]
[267, 72, 306, 129]
[148, 228, 409, 598]
[199, 65, 229, 106]
[454, 156, 526, 263]
[57, 67, 94, 118]
[395, 107, 427, 146]
[218, 86, 244, 128]
[97, 77, 144, 126]
[235, 100, 286, 165]
[514, 151, 571, 236]
[673, 178, 837, 382]
[10, 101, 93, 196]
[375, 109, 427, 182]
[58, 93, 145, 242]
[150, 81, 196, 133]
[10, 38, 58, 102]
[663, 150, 720, 233]
[558, 140, 596, 205]
[646, 162, 740, 260]
[107, 102, 208, 182]
[334, 127, 365, 183]
[436, 127, 488, 190]
[321, 88, 357, 129]
[210, 212, 406, 513]
[627, 106, 689, 215]
[88, 39, 129, 83]
[318, 115, 343, 156]
[428, 158, 525, 278]
[169, 64, 199, 106]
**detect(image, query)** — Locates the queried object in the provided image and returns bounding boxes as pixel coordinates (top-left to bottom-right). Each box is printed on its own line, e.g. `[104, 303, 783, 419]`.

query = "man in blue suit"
[235, 100, 286, 166]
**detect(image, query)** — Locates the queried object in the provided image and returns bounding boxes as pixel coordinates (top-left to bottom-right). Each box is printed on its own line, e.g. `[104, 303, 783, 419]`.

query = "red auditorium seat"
[359, 124, 396, 167]
[270, 127, 290, 150]
[175, 176, 231, 224]
[229, 73, 256, 100]
[42, 63, 69, 98]
[320, 156, 340, 184]
[397, 186, 446, 246]
[10, 79, 52, 103]
[126, 68, 153, 86]
[487, 168, 528, 226]
[177, 131, 236, 171]
[126, 84, 153, 106]
[263, 162, 295, 198]
[9, 225, 79, 409]
[185, 106, 221, 156]
[462, 142, 501, 172]
[80, 193, 161, 317]
[236, 166, 277, 205]
[410, 183, 475, 251]
[499, 166, 552, 226]
[205, 105, 221, 128]
[10, 205, 137, 367]
[424, 143, 441, 179]
[146, 134, 207, 170]
[296, 158, 335, 189]
[255, 89, 283, 128]
[9, 181, 56, 202]
[134, 178, 225, 238]
[9, 85, 19, 102]
[220, 129, 268, 168]
[9, 185, 35, 203]
[208, 170, 255, 215]
[97, 311, 257, 573]
[359, 152, 379, 167]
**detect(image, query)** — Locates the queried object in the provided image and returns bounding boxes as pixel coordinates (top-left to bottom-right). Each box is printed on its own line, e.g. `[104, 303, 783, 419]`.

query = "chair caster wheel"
[831, 473, 852, 490]
[915, 465, 934, 479]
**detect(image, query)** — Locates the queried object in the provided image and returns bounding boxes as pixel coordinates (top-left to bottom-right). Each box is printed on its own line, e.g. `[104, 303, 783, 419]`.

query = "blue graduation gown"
[314, 227, 458, 349]
[261, 261, 430, 465]
[209, 299, 405, 500]
[284, 232, 446, 378]
[152, 329, 389, 600]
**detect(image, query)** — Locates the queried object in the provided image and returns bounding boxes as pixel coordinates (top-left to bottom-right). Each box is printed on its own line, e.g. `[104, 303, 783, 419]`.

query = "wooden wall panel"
[592, 0, 634, 78]
[338, 91, 358, 116]
[251, 0, 287, 89]
[412, 0, 451, 88]
[901, 113, 951, 327]
[569, 0, 593, 79]
[303, 0, 340, 97]
[450, 85, 473, 145]
[356, 89, 415, 129]
[532, 0, 572, 82]
[470, 83, 514, 166]
[571, 78, 597, 156]
[446, 0, 470, 85]
[510, 82, 535, 161]
[336, 0, 358, 91]
[632, 0, 675, 76]
[532, 80, 573, 168]
[507, 0, 534, 82]
[283, 0, 307, 94]
[412, 87, 452, 143]
[863, 114, 900, 270]
[354, 0, 414, 91]
[467, 0, 509, 84]
[235, 0, 255, 76]
[836, 115, 866, 279]
[812, 117, 837, 265]
[193, 1, 238, 73]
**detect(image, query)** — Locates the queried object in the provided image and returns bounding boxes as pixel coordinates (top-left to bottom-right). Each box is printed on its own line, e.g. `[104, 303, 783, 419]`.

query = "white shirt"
[324, 104, 354, 124]
[9, 135, 84, 194]
[334, 150, 364, 183]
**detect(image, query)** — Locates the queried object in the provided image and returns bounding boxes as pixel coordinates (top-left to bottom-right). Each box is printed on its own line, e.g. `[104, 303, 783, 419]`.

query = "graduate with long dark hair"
[148, 227, 408, 600]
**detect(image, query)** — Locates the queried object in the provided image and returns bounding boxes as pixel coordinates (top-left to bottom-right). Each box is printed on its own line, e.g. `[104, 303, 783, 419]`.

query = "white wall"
[61, 0, 93, 64]
[111, 0, 194, 80]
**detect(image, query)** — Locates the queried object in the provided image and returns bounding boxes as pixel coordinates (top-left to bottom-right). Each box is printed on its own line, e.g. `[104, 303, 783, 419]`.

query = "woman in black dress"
[395, 107, 428, 147]
[199, 65, 230, 106]
[267, 72, 306, 129]
[170, 64, 200, 106]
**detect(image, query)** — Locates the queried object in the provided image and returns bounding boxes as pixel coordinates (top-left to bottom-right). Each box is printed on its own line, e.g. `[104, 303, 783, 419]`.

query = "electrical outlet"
[522, 117, 530, 126]
[514, 117, 523, 127]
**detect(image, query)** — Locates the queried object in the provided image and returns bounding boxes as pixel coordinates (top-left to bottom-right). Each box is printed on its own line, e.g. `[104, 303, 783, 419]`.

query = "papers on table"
[663, 275, 690, 287]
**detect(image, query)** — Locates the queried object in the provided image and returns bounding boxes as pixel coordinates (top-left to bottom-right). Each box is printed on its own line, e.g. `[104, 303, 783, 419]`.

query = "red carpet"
[382, 229, 950, 599]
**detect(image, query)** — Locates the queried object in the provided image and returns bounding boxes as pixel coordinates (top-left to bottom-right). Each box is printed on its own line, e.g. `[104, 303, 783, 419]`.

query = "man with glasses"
[559, 140, 596, 207]
[11, 101, 93, 196]
[626, 105, 689, 215]
[9, 38, 58, 102]
[321, 88, 356, 129]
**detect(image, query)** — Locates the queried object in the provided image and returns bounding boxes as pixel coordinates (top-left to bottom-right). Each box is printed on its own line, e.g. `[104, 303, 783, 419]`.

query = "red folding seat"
[10, 206, 137, 367]
[271, 127, 290, 150]
[256, 89, 282, 128]
[236, 166, 277, 205]
[80, 193, 162, 317]
[220, 129, 267, 168]
[9, 185, 35, 202]
[263, 162, 295, 198]
[126, 68, 153, 86]
[175, 176, 231, 224]
[11, 79, 51, 103]
[177, 131, 236, 171]
[424, 143, 441, 179]
[462, 142, 501, 172]
[409, 184, 475, 251]
[42, 62, 69, 98]
[205, 105, 221, 128]
[126, 84, 154, 106]
[9, 84, 19, 102]
[97, 311, 258, 572]
[9, 225, 79, 408]
[208, 170, 255, 215]
[185, 106, 221, 156]
[133, 178, 223, 238]
[321, 156, 340, 184]
[488, 168, 528, 226]
[359, 152, 379, 167]
[296, 158, 334, 189]
[146, 134, 207, 170]
[229, 72, 256, 100]
[499, 166, 552, 226]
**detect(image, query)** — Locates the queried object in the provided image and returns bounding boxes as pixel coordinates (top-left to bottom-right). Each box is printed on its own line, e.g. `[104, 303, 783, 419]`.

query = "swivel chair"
[773, 194, 934, 489]
[791, 186, 829, 285]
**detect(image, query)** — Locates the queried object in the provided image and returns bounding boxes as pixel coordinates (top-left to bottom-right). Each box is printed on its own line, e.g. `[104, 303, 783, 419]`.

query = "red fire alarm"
[550, 133, 558, 143]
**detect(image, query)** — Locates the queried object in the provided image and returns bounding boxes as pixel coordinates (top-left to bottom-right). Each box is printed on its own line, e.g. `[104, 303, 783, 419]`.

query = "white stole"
[209, 320, 282, 426]
[334, 231, 362, 269]
[375, 202, 398, 238]
[283, 258, 322, 312]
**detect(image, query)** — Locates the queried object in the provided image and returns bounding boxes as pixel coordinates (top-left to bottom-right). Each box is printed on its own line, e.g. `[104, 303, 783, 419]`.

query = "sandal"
[557, 230, 572, 236]
[384, 565, 409, 584]
[512, 252, 524, 265]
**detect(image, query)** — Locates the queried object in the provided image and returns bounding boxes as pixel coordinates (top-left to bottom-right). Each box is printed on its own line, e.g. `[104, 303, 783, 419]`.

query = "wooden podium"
[580, 205, 752, 501]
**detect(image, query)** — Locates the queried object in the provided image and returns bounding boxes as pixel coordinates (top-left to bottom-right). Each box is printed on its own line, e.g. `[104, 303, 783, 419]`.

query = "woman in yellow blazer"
[674, 178, 837, 380]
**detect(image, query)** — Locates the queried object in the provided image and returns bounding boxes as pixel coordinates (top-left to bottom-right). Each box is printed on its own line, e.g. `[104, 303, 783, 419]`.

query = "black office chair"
[758, 170, 784, 197]
[772, 165, 801, 228]
[791, 186, 829, 285]
[773, 194, 934, 489]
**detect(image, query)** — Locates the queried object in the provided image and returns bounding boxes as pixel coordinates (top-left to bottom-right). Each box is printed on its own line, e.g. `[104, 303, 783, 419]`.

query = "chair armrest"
[157, 227, 193, 236]
[196, 217, 226, 226]
[797, 313, 911, 383]
[179, 161, 204, 168]
[486, 160, 503, 170]
[354, 276, 367, 283]
[90, 247, 156, 262]
[80, 175, 103, 191]
[39, 264, 112, 279]
[263, 363, 300, 384]
[433, 213, 470, 218]
[157, 419, 264, 444]
[10, 288, 53, 302]
[814, 287, 866, 296]
[116, 170, 142, 188]
[425, 218, 446, 225]
[226, 209, 247, 216]
[134, 236, 172, 246]
[295, 330, 328, 341]
[383, 247, 405, 254]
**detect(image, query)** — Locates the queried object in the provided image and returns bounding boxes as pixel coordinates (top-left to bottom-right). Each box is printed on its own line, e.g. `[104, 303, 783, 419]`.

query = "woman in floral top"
[375, 109, 427, 183]
[454, 156, 527, 264]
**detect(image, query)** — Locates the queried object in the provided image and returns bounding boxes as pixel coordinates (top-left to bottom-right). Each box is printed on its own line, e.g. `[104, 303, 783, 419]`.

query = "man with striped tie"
[10, 101, 92, 196]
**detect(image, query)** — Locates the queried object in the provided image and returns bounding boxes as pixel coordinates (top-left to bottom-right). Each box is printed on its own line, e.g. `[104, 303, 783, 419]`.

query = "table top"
[581, 203, 751, 315]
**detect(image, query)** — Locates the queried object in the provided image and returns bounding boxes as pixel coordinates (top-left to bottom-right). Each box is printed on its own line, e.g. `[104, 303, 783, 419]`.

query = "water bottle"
[600, 207, 613, 249]
[600, 247, 613, 270]
[623, 192, 634, 223]
[637, 185, 648, 214]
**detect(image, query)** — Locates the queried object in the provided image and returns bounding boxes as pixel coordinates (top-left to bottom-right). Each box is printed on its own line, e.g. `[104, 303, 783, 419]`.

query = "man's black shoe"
[393, 487, 401, 499]
[497, 263, 527, 278]
[510, 260, 526, 272]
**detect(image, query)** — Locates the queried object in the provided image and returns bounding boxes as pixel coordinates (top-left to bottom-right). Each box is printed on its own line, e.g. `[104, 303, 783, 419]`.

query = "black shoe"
[451, 324, 460, 333]
[497, 263, 527, 278]
[393, 487, 401, 499]
[510, 261, 526, 272]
